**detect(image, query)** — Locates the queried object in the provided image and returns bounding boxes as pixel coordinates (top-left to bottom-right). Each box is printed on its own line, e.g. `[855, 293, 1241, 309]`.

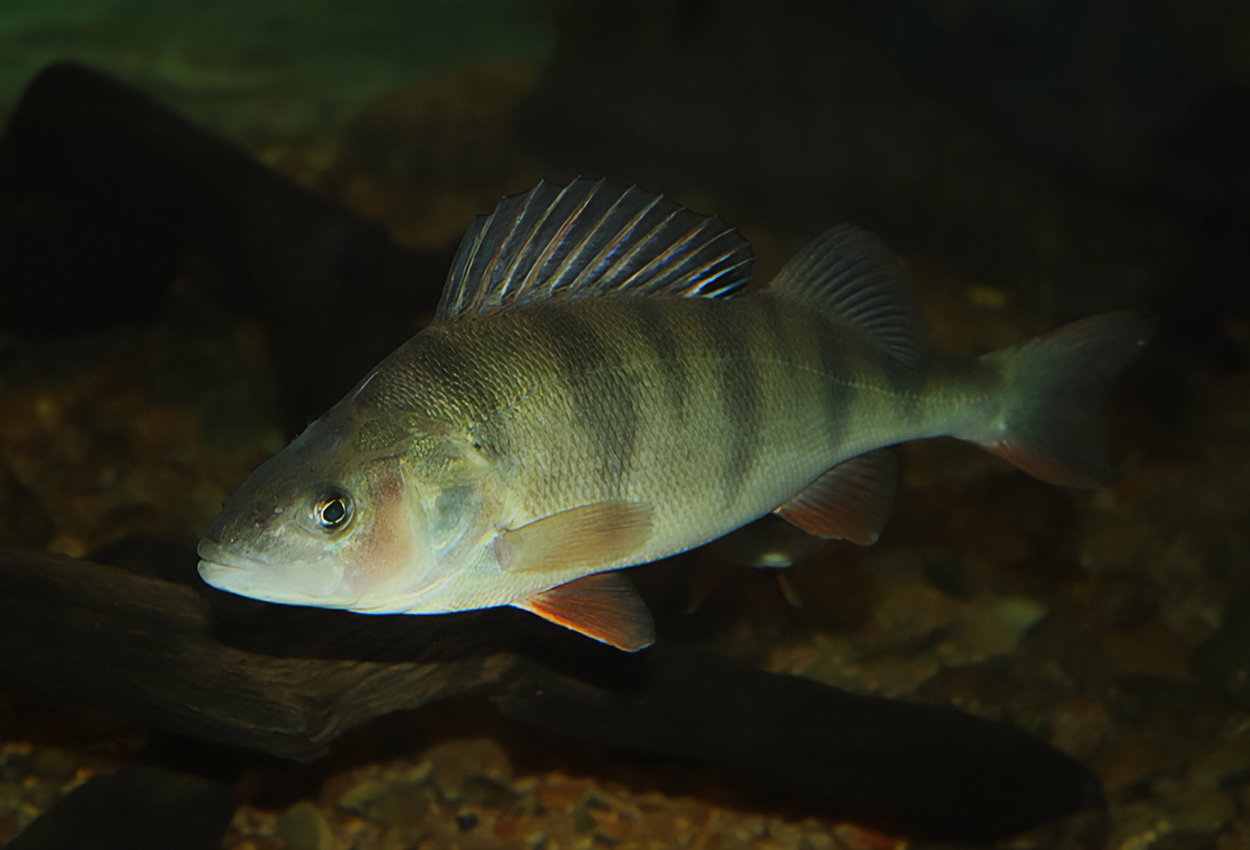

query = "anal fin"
[773, 448, 898, 545]
[514, 571, 656, 652]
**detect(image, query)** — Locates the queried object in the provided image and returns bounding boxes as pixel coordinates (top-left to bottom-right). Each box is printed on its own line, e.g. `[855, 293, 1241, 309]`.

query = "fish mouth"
[196, 538, 353, 608]
[196, 537, 266, 573]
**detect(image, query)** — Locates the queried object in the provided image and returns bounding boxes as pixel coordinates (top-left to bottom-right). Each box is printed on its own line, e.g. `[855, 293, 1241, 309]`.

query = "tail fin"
[974, 311, 1153, 488]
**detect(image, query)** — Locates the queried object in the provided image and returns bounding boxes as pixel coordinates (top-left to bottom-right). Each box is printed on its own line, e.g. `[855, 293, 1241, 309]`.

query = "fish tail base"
[971, 311, 1153, 488]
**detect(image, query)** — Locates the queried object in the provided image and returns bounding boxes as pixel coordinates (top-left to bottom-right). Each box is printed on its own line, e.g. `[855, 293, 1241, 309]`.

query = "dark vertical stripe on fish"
[702, 302, 761, 504]
[528, 305, 639, 495]
[811, 313, 854, 449]
[627, 298, 689, 418]
[883, 353, 926, 427]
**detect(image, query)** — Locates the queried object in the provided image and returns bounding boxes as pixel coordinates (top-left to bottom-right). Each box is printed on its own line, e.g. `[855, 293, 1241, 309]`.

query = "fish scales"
[376, 294, 924, 571]
[197, 178, 1152, 651]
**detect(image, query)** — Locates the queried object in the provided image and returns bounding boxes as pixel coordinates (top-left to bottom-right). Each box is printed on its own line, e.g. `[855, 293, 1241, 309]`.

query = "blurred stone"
[426, 738, 512, 802]
[922, 555, 970, 599]
[832, 822, 908, 850]
[1195, 589, 1250, 710]
[1217, 823, 1250, 850]
[460, 774, 519, 810]
[275, 802, 332, 850]
[1098, 738, 1178, 796]
[30, 748, 77, 782]
[1050, 698, 1114, 760]
[1186, 736, 1250, 789]
[338, 778, 393, 817]
[1153, 830, 1224, 850]
[1105, 800, 1169, 850]
[936, 596, 1048, 666]
[1161, 787, 1236, 834]
[1099, 620, 1190, 679]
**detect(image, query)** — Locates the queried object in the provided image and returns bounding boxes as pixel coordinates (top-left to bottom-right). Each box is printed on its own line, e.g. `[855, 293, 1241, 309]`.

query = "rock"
[1160, 787, 1235, 834]
[31, 748, 78, 783]
[1050, 698, 1114, 760]
[275, 801, 333, 850]
[1186, 736, 1250, 788]
[1097, 737, 1177, 796]
[1099, 620, 1190, 679]
[1195, 589, 1250, 709]
[425, 739, 512, 801]
[338, 778, 393, 817]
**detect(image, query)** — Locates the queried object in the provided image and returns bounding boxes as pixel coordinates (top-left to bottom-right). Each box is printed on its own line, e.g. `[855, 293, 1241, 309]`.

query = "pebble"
[1106, 800, 1169, 850]
[1050, 698, 1114, 759]
[1186, 736, 1250, 788]
[936, 596, 1047, 665]
[339, 777, 394, 816]
[461, 773, 520, 810]
[1098, 737, 1178, 796]
[1216, 819, 1250, 850]
[1160, 787, 1235, 834]
[31, 748, 78, 783]
[1099, 620, 1191, 679]
[427, 738, 512, 800]
[831, 822, 908, 849]
[275, 801, 333, 850]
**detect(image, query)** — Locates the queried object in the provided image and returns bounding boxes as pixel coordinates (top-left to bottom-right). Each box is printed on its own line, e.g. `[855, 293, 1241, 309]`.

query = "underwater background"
[0, 2, 1248, 848]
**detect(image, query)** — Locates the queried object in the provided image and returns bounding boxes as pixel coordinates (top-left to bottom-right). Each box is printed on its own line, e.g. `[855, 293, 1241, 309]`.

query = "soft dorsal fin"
[773, 448, 898, 545]
[435, 178, 753, 322]
[513, 571, 656, 652]
[769, 225, 927, 369]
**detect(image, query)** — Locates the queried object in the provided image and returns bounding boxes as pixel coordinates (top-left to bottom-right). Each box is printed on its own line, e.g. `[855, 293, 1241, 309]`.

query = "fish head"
[197, 408, 449, 612]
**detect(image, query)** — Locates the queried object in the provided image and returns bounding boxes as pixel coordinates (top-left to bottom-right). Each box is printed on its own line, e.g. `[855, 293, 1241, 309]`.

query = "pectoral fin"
[494, 501, 653, 574]
[774, 448, 898, 545]
[514, 571, 656, 652]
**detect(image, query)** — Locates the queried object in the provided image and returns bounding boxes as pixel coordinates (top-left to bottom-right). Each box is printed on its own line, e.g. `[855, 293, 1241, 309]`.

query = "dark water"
[1, 3, 1247, 848]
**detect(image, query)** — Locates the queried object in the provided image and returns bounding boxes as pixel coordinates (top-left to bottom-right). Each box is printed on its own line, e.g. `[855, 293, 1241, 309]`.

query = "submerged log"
[0, 545, 515, 758]
[0, 542, 1101, 841]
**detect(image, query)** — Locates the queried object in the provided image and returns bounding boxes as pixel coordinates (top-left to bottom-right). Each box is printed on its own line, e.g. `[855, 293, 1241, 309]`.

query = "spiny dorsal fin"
[769, 225, 927, 369]
[773, 448, 898, 545]
[435, 178, 753, 322]
[513, 571, 656, 652]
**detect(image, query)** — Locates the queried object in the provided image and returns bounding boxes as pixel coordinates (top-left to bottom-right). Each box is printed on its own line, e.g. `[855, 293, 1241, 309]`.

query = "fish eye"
[313, 490, 353, 531]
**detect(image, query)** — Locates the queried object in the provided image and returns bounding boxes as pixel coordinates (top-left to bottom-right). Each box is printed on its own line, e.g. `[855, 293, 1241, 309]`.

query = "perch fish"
[198, 178, 1151, 651]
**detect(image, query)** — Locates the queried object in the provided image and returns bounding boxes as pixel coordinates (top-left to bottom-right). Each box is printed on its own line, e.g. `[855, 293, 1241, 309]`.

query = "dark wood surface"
[0, 542, 1102, 841]
[0, 544, 519, 760]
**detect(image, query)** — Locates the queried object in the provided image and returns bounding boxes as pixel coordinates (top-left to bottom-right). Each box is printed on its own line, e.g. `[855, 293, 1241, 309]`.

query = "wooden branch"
[0, 543, 1102, 841]
[0, 545, 517, 760]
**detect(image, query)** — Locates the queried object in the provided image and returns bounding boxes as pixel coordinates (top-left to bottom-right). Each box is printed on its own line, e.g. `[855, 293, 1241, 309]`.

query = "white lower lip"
[197, 559, 257, 593]
[197, 558, 354, 608]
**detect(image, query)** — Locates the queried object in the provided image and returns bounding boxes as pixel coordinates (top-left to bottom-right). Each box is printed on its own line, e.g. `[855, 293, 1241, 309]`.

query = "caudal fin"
[975, 311, 1153, 488]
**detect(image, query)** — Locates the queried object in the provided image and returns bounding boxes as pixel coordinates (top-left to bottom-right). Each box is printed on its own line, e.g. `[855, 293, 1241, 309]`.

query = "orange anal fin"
[513, 571, 656, 652]
[773, 448, 898, 545]
[495, 501, 653, 574]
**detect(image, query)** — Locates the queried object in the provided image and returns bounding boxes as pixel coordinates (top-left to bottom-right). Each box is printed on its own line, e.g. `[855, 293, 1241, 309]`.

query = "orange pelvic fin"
[514, 571, 656, 652]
